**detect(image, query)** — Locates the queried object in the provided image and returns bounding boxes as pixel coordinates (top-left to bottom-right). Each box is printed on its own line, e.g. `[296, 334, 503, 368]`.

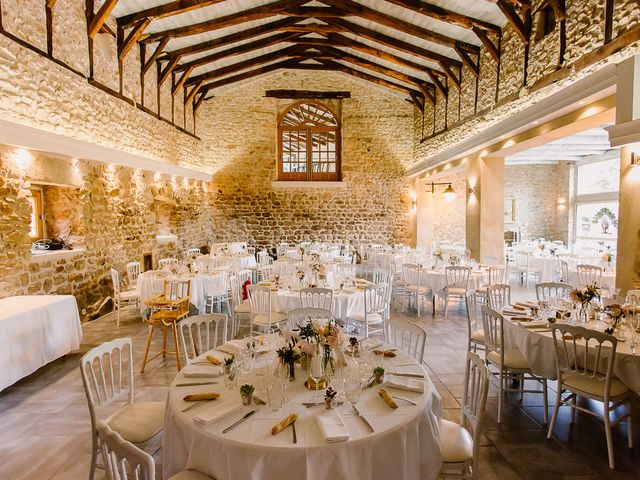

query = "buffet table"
[163, 341, 443, 480]
[0, 295, 82, 391]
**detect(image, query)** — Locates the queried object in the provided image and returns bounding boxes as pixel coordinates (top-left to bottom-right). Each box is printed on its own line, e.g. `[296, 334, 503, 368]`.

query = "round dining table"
[418, 268, 489, 295]
[504, 315, 640, 394]
[163, 342, 443, 480]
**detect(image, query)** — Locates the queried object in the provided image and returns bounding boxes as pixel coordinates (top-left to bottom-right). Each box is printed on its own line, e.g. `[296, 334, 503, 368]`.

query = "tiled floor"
[1, 284, 638, 479]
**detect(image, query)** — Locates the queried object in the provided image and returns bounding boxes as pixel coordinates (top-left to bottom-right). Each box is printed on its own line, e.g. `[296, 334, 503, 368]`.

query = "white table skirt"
[271, 288, 365, 322]
[138, 273, 227, 314]
[419, 269, 489, 295]
[0, 295, 82, 391]
[528, 256, 558, 283]
[504, 318, 640, 394]
[163, 346, 443, 480]
[218, 255, 257, 270]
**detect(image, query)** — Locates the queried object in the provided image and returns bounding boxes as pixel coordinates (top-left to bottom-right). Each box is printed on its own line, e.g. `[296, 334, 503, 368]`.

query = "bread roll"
[183, 392, 220, 402]
[271, 413, 298, 435]
[379, 388, 398, 409]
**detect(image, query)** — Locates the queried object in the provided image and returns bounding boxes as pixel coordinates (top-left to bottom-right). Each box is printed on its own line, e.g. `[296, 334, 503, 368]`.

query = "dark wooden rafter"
[604, 0, 614, 43]
[416, 82, 435, 105]
[159, 56, 180, 86]
[185, 80, 205, 105]
[440, 63, 461, 90]
[454, 42, 479, 76]
[279, 23, 346, 34]
[472, 26, 500, 63]
[142, 37, 169, 74]
[118, 0, 225, 28]
[172, 66, 194, 96]
[141, 0, 307, 43]
[265, 90, 351, 98]
[186, 45, 300, 85]
[323, 17, 461, 69]
[425, 69, 447, 96]
[164, 17, 302, 58]
[46, 0, 58, 7]
[118, 18, 151, 60]
[193, 91, 206, 113]
[89, 0, 119, 38]
[320, 0, 479, 53]
[46, 0, 55, 56]
[174, 32, 301, 72]
[409, 91, 425, 112]
[496, 0, 530, 44]
[281, 6, 348, 17]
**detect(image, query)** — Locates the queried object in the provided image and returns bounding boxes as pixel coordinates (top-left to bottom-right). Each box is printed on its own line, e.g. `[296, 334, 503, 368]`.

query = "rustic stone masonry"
[200, 70, 414, 250]
[0, 145, 214, 319]
[427, 170, 467, 247]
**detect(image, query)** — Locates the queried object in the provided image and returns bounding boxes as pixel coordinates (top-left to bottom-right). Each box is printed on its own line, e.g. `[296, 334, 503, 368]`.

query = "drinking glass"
[309, 353, 325, 405]
[224, 364, 238, 390]
[345, 376, 361, 406]
[267, 380, 286, 411]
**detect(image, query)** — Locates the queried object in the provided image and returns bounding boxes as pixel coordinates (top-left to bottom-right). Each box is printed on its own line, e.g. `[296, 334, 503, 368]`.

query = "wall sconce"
[12, 148, 31, 170]
[427, 182, 456, 203]
[557, 197, 566, 210]
[467, 186, 475, 196]
[631, 152, 639, 166]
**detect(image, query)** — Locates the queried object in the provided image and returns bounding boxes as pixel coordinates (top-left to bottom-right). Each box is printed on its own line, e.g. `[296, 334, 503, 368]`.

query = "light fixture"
[427, 182, 457, 203]
[631, 152, 639, 166]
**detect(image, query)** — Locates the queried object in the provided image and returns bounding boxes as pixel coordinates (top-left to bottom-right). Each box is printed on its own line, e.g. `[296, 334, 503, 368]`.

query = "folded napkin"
[383, 375, 425, 393]
[317, 411, 350, 443]
[183, 364, 223, 378]
[192, 398, 242, 426]
[509, 305, 527, 311]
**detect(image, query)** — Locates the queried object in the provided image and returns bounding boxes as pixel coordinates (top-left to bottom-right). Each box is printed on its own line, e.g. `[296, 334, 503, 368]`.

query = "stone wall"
[201, 70, 414, 249]
[504, 162, 571, 242]
[0, 145, 214, 319]
[41, 184, 85, 244]
[427, 170, 467, 247]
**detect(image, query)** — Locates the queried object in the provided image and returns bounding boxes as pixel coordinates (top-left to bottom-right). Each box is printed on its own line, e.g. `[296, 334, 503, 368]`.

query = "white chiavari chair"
[547, 324, 633, 469]
[386, 319, 426, 362]
[126, 261, 141, 289]
[438, 351, 489, 479]
[481, 306, 548, 424]
[300, 287, 333, 310]
[347, 284, 387, 339]
[81, 338, 165, 480]
[576, 264, 603, 288]
[178, 314, 228, 365]
[535, 282, 573, 301]
[443, 266, 471, 319]
[111, 268, 139, 327]
[158, 257, 179, 270]
[229, 272, 251, 338]
[515, 251, 539, 287]
[465, 292, 484, 353]
[97, 421, 213, 480]
[203, 270, 230, 314]
[287, 307, 333, 330]
[248, 285, 287, 335]
[487, 284, 510, 312]
[400, 263, 434, 317]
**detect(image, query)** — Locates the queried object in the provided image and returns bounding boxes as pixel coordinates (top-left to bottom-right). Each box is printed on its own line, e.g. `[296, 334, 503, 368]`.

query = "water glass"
[345, 377, 361, 405]
[224, 364, 238, 390]
[267, 381, 286, 411]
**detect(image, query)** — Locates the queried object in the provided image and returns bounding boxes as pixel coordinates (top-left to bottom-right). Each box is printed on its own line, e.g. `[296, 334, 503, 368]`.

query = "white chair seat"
[119, 290, 139, 301]
[471, 329, 485, 342]
[234, 303, 251, 313]
[106, 401, 165, 444]
[562, 372, 629, 398]
[406, 285, 431, 294]
[445, 287, 467, 296]
[349, 312, 384, 324]
[169, 470, 215, 480]
[253, 312, 287, 325]
[440, 419, 473, 463]
[487, 349, 529, 370]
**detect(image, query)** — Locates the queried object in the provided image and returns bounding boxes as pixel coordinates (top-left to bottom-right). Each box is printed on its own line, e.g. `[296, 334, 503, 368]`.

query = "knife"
[176, 381, 218, 387]
[292, 421, 297, 444]
[390, 372, 425, 379]
[222, 410, 256, 434]
[352, 405, 374, 433]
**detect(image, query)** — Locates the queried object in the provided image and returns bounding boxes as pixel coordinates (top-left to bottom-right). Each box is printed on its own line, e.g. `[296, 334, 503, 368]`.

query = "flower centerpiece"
[600, 249, 614, 270]
[434, 250, 443, 261]
[600, 304, 628, 334]
[569, 285, 600, 323]
[324, 385, 338, 409]
[296, 268, 306, 285]
[296, 317, 345, 387]
[276, 339, 302, 381]
[449, 255, 460, 266]
[549, 246, 557, 257]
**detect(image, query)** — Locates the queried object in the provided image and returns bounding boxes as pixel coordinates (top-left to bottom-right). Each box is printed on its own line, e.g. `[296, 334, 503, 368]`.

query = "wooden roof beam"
[118, 18, 151, 60]
[323, 18, 462, 69]
[163, 17, 303, 57]
[454, 42, 479, 76]
[142, 37, 169, 74]
[495, 0, 530, 44]
[185, 80, 205, 105]
[410, 91, 425, 112]
[174, 32, 302, 72]
[172, 66, 194, 96]
[279, 23, 346, 34]
[384, 0, 501, 34]
[281, 6, 349, 17]
[472, 26, 500, 63]
[118, 0, 225, 28]
[159, 56, 180, 86]
[89, 0, 119, 39]
[319, 0, 479, 53]
[141, 0, 307, 43]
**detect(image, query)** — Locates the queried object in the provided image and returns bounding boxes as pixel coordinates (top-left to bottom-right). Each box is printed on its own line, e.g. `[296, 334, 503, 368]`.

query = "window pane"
[577, 158, 619, 195]
[576, 201, 619, 243]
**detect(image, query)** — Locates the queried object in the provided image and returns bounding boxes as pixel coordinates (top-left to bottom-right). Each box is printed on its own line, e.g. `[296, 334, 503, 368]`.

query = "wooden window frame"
[29, 187, 45, 240]
[277, 101, 341, 182]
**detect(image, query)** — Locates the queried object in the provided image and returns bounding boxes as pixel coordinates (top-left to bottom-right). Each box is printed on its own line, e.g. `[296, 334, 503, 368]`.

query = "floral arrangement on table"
[274, 275, 282, 289]
[434, 251, 443, 261]
[296, 317, 345, 375]
[537, 242, 546, 252]
[549, 246, 557, 256]
[299, 246, 306, 257]
[598, 304, 628, 334]
[449, 255, 460, 266]
[166, 263, 179, 274]
[324, 385, 338, 409]
[220, 242, 230, 254]
[569, 284, 600, 322]
[296, 269, 306, 283]
[276, 339, 302, 381]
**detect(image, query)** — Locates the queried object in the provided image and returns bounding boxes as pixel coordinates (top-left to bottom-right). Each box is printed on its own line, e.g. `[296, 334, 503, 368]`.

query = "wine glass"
[309, 352, 325, 405]
[345, 375, 361, 406]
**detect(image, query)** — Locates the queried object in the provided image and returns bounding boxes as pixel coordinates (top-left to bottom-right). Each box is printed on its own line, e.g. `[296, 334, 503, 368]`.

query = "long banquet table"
[163, 343, 443, 480]
[0, 295, 82, 391]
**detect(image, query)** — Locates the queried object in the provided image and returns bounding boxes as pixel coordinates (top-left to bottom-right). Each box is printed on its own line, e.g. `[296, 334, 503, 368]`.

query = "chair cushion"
[487, 349, 529, 370]
[106, 401, 165, 444]
[440, 419, 473, 463]
[562, 372, 629, 398]
[120, 290, 139, 301]
[471, 329, 485, 342]
[445, 287, 467, 296]
[168, 470, 214, 480]
[349, 312, 384, 324]
[253, 312, 287, 325]
[234, 303, 251, 313]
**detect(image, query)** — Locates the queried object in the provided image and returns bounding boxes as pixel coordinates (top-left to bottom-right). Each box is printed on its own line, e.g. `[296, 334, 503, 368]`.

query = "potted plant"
[240, 384, 254, 405]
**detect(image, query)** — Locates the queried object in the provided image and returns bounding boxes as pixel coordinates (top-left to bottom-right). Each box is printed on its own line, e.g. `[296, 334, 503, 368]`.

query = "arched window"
[278, 102, 341, 181]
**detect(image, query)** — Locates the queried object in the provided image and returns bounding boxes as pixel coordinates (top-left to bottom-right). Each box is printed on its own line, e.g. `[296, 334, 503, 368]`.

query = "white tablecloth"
[528, 256, 558, 283]
[270, 288, 366, 322]
[138, 273, 227, 314]
[0, 295, 82, 391]
[567, 270, 616, 291]
[504, 317, 640, 394]
[218, 254, 257, 270]
[419, 269, 489, 295]
[163, 345, 443, 480]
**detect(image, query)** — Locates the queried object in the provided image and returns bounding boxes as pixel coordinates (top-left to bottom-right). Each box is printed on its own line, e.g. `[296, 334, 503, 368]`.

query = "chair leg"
[547, 387, 562, 439]
[628, 400, 634, 449]
[497, 371, 504, 423]
[542, 378, 548, 425]
[172, 322, 182, 372]
[444, 294, 449, 319]
[89, 432, 98, 480]
[604, 402, 615, 469]
[140, 324, 154, 373]
[571, 395, 578, 425]
[416, 291, 421, 318]
[162, 326, 168, 358]
[115, 302, 120, 328]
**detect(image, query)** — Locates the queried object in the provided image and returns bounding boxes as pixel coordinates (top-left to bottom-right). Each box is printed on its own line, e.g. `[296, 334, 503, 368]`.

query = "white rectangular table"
[0, 295, 82, 391]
